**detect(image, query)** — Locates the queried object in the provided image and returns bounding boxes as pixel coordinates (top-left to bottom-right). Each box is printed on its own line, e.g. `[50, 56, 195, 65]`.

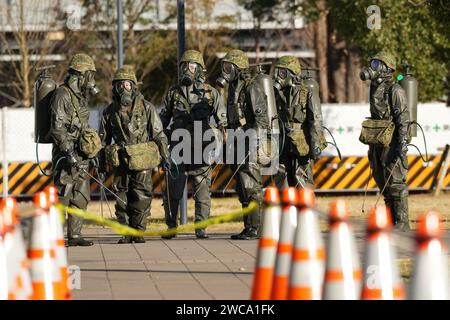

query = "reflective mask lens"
[222, 62, 233, 74]
[370, 59, 382, 71]
[115, 80, 133, 93]
[181, 62, 198, 74]
[188, 62, 197, 74]
[277, 68, 288, 80]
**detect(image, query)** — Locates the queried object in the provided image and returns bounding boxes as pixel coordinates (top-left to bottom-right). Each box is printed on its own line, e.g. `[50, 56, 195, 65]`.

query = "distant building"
[0, 0, 314, 63]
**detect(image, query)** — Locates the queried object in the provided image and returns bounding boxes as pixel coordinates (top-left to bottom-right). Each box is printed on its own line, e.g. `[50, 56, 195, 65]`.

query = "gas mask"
[216, 61, 237, 88]
[81, 70, 99, 97]
[113, 80, 135, 107]
[360, 59, 391, 84]
[273, 67, 297, 91]
[179, 61, 200, 87]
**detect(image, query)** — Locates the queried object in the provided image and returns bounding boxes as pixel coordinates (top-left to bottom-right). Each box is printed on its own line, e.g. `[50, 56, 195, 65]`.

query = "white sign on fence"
[0, 103, 449, 163]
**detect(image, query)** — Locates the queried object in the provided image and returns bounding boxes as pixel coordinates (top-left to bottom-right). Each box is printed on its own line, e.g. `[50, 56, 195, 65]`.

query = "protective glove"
[162, 157, 172, 172]
[97, 170, 106, 181]
[311, 146, 322, 161]
[66, 150, 79, 168]
[90, 157, 99, 169]
[396, 139, 408, 164]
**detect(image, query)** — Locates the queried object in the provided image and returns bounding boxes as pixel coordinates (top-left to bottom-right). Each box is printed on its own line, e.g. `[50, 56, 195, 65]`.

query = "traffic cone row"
[0, 197, 33, 300]
[0, 186, 70, 300]
[409, 211, 448, 299]
[251, 187, 281, 300]
[271, 187, 297, 300]
[288, 188, 325, 300]
[323, 200, 361, 300]
[250, 187, 448, 300]
[361, 206, 405, 300]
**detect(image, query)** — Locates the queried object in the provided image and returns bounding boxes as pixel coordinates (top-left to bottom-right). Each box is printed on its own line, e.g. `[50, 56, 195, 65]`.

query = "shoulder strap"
[172, 87, 191, 113]
[384, 82, 395, 119]
[111, 102, 128, 143]
[62, 85, 81, 129]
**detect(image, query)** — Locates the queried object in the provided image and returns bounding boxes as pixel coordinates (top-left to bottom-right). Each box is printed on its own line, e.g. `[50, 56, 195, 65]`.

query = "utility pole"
[177, 0, 188, 225]
[116, 0, 124, 68]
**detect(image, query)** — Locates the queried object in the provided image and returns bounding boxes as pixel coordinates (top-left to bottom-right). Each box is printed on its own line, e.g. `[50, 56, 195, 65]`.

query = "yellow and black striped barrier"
[1, 156, 449, 196]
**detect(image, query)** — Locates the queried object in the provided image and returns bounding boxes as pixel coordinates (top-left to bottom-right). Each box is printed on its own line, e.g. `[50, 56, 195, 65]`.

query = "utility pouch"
[287, 123, 309, 156]
[79, 128, 102, 158]
[124, 141, 160, 171]
[359, 119, 395, 147]
[105, 144, 121, 168]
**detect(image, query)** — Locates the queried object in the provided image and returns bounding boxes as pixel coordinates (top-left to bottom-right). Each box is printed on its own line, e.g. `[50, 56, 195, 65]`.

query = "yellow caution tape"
[55, 201, 259, 237]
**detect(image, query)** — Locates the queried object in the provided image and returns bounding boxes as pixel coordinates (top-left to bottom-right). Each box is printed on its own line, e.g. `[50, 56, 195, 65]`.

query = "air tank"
[399, 64, 418, 137]
[34, 66, 57, 143]
[302, 68, 321, 106]
[255, 72, 279, 131]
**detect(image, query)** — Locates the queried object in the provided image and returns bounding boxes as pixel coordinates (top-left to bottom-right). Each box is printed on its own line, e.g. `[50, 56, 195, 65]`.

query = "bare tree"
[59, 0, 180, 104]
[0, 0, 59, 108]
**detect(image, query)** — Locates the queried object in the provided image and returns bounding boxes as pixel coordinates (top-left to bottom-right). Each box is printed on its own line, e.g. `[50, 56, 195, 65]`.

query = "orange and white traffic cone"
[361, 206, 405, 300]
[288, 188, 325, 300]
[271, 187, 298, 300]
[0, 203, 9, 299]
[251, 187, 281, 300]
[409, 211, 449, 300]
[28, 191, 63, 300]
[45, 186, 71, 300]
[0, 197, 33, 300]
[323, 200, 362, 300]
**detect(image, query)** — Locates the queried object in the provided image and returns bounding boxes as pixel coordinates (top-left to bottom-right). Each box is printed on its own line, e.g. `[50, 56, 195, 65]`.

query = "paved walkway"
[69, 229, 258, 300]
[68, 227, 431, 300]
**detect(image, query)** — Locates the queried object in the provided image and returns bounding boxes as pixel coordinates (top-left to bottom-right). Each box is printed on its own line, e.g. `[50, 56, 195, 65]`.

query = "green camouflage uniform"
[272, 56, 325, 189]
[99, 67, 170, 231]
[223, 50, 270, 234]
[49, 53, 97, 241]
[160, 50, 227, 232]
[367, 52, 410, 230]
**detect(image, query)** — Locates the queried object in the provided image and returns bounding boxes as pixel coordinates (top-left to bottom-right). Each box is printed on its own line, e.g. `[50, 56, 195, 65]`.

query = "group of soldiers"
[48, 49, 411, 247]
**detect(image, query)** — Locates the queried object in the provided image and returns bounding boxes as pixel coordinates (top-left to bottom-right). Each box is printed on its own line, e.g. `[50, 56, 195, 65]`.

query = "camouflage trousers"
[162, 164, 211, 231]
[112, 166, 153, 231]
[369, 145, 409, 227]
[273, 148, 314, 189]
[53, 158, 90, 239]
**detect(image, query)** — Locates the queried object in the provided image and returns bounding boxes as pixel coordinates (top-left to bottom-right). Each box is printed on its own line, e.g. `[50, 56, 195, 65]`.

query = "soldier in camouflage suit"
[216, 49, 270, 240]
[49, 53, 100, 246]
[272, 56, 325, 189]
[160, 50, 227, 239]
[99, 66, 170, 243]
[361, 52, 410, 231]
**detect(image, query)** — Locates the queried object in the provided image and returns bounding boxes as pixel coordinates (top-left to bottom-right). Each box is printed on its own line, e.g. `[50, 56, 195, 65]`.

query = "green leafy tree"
[294, 0, 450, 102]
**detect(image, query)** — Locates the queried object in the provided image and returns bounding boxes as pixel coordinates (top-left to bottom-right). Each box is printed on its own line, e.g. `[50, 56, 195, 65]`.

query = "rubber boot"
[391, 197, 410, 232]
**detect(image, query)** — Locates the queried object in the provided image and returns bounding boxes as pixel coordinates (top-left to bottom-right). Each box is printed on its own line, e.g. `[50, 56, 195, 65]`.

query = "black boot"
[118, 235, 133, 244]
[67, 236, 93, 247]
[231, 228, 248, 240]
[392, 197, 410, 231]
[133, 236, 146, 243]
[230, 228, 258, 240]
[195, 229, 209, 239]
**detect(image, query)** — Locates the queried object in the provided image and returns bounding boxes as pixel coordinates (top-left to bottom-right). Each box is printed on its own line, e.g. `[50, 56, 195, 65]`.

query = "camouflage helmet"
[180, 50, 206, 69]
[222, 49, 249, 69]
[372, 51, 396, 70]
[69, 53, 96, 73]
[275, 56, 301, 75]
[113, 65, 137, 84]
